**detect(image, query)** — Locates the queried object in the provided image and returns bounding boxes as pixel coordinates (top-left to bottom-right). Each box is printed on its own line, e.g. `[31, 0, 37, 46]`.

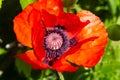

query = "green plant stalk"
[38, 70, 45, 80]
[58, 72, 64, 80]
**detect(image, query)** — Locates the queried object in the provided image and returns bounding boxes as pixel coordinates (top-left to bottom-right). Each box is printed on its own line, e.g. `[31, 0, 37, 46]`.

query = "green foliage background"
[0, 0, 120, 80]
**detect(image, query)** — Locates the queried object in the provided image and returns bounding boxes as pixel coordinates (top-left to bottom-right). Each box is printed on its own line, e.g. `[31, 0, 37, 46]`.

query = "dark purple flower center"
[43, 25, 77, 66]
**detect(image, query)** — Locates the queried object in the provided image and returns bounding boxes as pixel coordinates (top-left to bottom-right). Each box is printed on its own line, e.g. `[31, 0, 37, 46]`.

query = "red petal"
[31, 14, 46, 63]
[52, 57, 78, 72]
[76, 10, 108, 48]
[13, 5, 33, 47]
[56, 12, 89, 35]
[15, 50, 48, 69]
[66, 46, 105, 67]
[41, 10, 57, 28]
[65, 10, 108, 67]
[33, 0, 63, 16]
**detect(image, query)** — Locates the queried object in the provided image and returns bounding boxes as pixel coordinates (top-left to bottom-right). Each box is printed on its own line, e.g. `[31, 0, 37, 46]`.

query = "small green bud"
[107, 24, 120, 41]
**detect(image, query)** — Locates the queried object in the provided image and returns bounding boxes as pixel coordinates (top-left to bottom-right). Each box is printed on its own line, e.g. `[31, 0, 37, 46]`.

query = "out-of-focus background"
[0, 0, 120, 80]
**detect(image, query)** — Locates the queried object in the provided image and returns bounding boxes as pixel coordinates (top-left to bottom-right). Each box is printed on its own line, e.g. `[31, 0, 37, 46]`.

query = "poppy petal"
[31, 14, 46, 63]
[52, 57, 78, 72]
[34, 0, 63, 15]
[41, 10, 57, 28]
[56, 12, 89, 34]
[65, 10, 108, 67]
[15, 50, 48, 69]
[66, 46, 105, 67]
[13, 5, 33, 47]
[76, 10, 108, 48]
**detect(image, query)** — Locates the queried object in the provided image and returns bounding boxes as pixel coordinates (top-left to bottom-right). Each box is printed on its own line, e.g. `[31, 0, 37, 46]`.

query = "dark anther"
[55, 25, 66, 30]
[70, 37, 78, 47]
[48, 61, 53, 66]
[43, 58, 53, 66]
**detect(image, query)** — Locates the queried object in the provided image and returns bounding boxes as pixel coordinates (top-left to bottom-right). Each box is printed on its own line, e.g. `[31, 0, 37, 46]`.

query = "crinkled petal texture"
[13, 0, 63, 47]
[36, 0, 63, 15]
[13, 5, 33, 47]
[31, 9, 47, 66]
[65, 10, 108, 67]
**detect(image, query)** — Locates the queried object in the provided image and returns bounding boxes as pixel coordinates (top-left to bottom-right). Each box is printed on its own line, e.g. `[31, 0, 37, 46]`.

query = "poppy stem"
[58, 72, 65, 80]
[38, 70, 45, 80]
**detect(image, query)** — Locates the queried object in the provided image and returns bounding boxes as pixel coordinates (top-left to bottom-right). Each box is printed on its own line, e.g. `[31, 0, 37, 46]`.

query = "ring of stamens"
[43, 25, 77, 66]
[43, 27, 70, 59]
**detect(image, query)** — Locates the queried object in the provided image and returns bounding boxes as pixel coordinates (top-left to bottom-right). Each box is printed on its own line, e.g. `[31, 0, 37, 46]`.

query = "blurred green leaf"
[20, 0, 35, 9]
[0, 0, 21, 45]
[62, 0, 77, 8]
[58, 72, 64, 80]
[117, 16, 120, 24]
[63, 67, 91, 80]
[0, 47, 7, 55]
[108, 0, 117, 15]
[107, 24, 120, 41]
[0, 0, 2, 8]
[112, 41, 120, 61]
[15, 58, 32, 78]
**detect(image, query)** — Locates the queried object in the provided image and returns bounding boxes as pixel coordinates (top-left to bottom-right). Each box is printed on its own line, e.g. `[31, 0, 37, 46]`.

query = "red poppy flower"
[13, 1, 108, 72]
[14, 0, 63, 48]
